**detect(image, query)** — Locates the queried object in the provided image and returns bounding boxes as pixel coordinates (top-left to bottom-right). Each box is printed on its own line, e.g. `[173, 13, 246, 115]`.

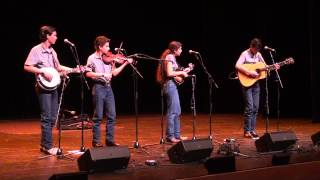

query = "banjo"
[37, 66, 86, 91]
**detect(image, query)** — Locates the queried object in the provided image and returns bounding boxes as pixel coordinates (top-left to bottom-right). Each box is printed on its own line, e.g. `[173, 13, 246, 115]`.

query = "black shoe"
[92, 142, 104, 147]
[106, 141, 119, 146]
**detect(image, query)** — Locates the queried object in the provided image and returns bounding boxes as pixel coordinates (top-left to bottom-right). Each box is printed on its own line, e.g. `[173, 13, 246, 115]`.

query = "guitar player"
[24, 25, 75, 155]
[235, 38, 280, 139]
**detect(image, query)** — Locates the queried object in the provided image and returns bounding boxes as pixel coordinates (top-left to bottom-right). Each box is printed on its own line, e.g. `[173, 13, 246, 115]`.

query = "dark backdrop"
[1, 0, 318, 120]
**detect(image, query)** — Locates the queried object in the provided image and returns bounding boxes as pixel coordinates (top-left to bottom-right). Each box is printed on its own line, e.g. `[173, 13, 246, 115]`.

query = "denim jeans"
[242, 83, 260, 132]
[92, 84, 116, 144]
[164, 80, 181, 139]
[37, 88, 58, 150]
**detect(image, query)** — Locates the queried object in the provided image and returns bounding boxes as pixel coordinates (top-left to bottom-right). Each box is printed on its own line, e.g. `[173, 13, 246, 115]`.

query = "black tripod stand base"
[160, 138, 165, 144]
[56, 148, 63, 156]
[133, 141, 140, 149]
[80, 146, 86, 152]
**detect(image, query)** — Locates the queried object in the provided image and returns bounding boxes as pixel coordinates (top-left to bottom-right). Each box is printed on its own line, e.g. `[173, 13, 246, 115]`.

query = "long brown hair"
[156, 41, 182, 85]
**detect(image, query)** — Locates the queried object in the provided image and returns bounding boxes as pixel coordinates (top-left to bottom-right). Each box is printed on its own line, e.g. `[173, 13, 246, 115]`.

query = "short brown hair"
[250, 38, 262, 50]
[94, 36, 110, 50]
[39, 25, 56, 42]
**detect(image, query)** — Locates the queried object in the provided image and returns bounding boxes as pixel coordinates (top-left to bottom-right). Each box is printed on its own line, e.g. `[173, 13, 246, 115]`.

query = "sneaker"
[40, 147, 58, 155]
[176, 136, 188, 140]
[92, 142, 104, 148]
[243, 132, 252, 138]
[166, 137, 180, 143]
[250, 131, 259, 140]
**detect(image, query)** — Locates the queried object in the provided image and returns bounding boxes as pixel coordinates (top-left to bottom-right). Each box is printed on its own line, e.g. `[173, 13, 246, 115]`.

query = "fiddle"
[102, 52, 132, 64]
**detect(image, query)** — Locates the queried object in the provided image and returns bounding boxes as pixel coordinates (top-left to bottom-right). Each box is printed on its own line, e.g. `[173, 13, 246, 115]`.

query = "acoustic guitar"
[237, 57, 294, 87]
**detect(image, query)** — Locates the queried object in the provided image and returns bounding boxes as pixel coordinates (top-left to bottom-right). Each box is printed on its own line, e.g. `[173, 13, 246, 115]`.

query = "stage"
[1, 113, 320, 180]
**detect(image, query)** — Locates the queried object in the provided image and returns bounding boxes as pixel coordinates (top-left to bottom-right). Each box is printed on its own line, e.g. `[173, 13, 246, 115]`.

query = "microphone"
[62, 75, 70, 79]
[64, 39, 75, 47]
[127, 53, 139, 58]
[185, 74, 196, 78]
[64, 109, 76, 115]
[264, 46, 276, 52]
[115, 48, 125, 52]
[189, 50, 200, 54]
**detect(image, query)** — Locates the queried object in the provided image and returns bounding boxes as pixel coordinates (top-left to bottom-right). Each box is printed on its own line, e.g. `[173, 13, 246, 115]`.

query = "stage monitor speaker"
[48, 171, 88, 180]
[204, 155, 235, 174]
[311, 131, 320, 145]
[77, 146, 130, 173]
[255, 131, 297, 152]
[272, 152, 291, 166]
[167, 138, 213, 164]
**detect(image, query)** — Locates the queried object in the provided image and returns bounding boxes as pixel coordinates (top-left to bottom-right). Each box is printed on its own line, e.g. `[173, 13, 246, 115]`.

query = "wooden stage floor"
[1, 113, 320, 180]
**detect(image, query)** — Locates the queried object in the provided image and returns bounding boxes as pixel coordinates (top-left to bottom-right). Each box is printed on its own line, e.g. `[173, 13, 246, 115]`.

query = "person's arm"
[24, 64, 43, 74]
[86, 71, 110, 79]
[112, 61, 128, 77]
[165, 61, 188, 77]
[85, 60, 112, 80]
[57, 65, 73, 72]
[24, 64, 54, 81]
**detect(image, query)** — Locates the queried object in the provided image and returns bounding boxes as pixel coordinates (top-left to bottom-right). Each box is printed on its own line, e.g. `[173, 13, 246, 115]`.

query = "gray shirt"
[24, 43, 60, 68]
[86, 53, 113, 84]
[165, 54, 178, 71]
[237, 49, 265, 64]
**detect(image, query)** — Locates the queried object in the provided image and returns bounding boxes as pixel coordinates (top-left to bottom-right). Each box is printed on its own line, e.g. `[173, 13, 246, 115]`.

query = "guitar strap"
[51, 52, 59, 69]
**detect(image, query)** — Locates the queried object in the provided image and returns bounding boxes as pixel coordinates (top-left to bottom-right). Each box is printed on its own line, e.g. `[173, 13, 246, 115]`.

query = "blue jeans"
[92, 84, 116, 144]
[37, 88, 58, 150]
[164, 80, 181, 139]
[242, 83, 260, 132]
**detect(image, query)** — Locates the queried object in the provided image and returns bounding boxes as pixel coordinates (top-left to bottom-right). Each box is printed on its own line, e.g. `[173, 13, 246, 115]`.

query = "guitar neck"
[267, 61, 289, 71]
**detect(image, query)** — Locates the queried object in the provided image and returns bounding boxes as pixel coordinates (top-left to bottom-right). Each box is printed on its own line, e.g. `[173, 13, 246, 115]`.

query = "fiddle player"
[86, 35, 132, 147]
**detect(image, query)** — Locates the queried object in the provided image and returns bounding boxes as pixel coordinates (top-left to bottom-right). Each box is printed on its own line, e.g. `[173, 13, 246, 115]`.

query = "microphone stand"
[67, 44, 90, 152]
[264, 71, 270, 133]
[268, 51, 283, 131]
[127, 54, 166, 150]
[118, 52, 144, 151]
[192, 53, 218, 140]
[191, 75, 197, 140]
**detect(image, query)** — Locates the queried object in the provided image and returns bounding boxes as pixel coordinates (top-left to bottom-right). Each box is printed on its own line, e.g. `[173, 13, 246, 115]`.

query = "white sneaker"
[47, 147, 59, 155]
[178, 136, 188, 140]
